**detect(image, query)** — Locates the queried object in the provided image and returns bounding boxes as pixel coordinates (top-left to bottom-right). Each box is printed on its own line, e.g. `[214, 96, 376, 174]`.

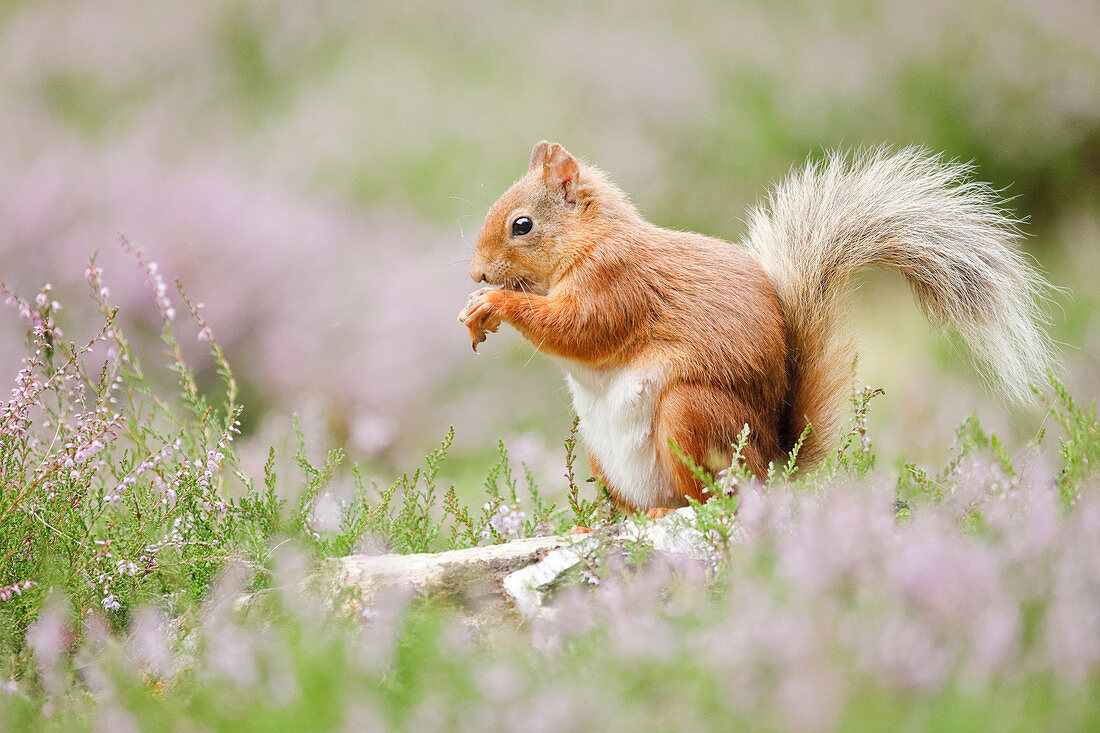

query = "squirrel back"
[744, 148, 1057, 464]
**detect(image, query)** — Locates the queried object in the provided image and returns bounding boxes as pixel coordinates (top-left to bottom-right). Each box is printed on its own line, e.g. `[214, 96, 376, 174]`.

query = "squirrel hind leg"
[656, 382, 773, 502]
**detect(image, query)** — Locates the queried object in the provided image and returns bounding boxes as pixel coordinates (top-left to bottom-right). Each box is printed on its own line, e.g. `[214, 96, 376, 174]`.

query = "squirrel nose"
[470, 262, 488, 283]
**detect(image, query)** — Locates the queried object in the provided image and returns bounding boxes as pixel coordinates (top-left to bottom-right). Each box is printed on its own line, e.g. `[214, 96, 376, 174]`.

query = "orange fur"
[459, 142, 1055, 511]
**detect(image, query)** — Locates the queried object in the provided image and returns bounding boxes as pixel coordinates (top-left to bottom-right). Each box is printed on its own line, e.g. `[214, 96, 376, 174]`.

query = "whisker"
[522, 340, 546, 369]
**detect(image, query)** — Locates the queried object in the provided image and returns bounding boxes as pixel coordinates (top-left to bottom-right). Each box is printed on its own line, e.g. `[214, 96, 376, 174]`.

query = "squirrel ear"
[542, 143, 580, 207]
[529, 141, 551, 171]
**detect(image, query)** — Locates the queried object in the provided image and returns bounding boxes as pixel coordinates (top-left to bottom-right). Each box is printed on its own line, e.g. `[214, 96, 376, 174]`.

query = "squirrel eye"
[511, 216, 533, 237]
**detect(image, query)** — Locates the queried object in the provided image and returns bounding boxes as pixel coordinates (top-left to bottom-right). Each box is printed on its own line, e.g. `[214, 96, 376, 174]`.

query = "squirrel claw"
[469, 325, 488, 352]
[460, 288, 500, 352]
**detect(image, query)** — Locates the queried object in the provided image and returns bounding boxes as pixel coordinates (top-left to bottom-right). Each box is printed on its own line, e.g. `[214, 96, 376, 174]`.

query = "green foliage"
[0, 257, 506, 657]
[832, 384, 885, 474]
[776, 423, 811, 482]
[667, 438, 724, 500]
[346, 428, 453, 555]
[564, 416, 598, 528]
[5, 254, 1100, 733]
[442, 483, 479, 550]
[0, 255, 273, 650]
[895, 376, 1097, 513]
[667, 422, 764, 503]
[1046, 375, 1100, 505]
[289, 415, 346, 540]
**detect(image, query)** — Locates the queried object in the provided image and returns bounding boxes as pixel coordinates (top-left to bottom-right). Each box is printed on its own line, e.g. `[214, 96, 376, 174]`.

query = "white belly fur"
[562, 362, 672, 509]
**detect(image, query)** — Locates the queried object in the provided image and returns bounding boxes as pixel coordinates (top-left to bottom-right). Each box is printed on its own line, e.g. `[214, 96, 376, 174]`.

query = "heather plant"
[563, 417, 598, 529]
[5, 246, 1100, 731]
[1045, 376, 1100, 503]
[1, 246, 607, 650]
[0, 250, 264, 650]
[303, 424, 594, 555]
[831, 384, 887, 475]
[4, 399, 1100, 731]
[0, 249, 534, 657]
[561, 417, 623, 531]
[316, 425, 465, 555]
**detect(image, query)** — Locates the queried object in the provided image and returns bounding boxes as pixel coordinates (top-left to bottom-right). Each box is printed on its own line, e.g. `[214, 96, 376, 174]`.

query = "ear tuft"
[529, 141, 551, 171]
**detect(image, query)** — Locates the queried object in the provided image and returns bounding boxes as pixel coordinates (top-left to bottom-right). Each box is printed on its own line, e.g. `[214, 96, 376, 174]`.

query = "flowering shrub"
[0, 249, 589, 656]
[0, 250, 262, 649]
[2, 246, 1098, 731]
[4, 417, 1100, 731]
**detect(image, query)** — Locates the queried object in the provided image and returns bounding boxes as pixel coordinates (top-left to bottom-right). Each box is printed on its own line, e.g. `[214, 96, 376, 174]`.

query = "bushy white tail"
[743, 147, 1057, 462]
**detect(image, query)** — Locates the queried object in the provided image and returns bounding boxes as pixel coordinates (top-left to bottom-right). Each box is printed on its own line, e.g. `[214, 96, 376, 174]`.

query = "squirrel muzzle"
[469, 262, 489, 283]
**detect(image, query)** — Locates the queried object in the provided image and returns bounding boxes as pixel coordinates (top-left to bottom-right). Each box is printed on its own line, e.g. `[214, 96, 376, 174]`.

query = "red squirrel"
[458, 141, 1056, 512]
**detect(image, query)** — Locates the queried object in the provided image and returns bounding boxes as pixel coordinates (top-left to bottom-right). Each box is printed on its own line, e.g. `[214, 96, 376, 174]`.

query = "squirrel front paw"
[457, 287, 503, 352]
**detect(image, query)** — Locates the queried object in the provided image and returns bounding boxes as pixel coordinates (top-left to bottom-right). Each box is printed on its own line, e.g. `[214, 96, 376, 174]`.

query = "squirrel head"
[469, 141, 589, 295]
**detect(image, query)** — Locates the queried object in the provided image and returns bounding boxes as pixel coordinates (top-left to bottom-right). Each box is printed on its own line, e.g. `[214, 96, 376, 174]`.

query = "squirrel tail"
[743, 147, 1057, 465]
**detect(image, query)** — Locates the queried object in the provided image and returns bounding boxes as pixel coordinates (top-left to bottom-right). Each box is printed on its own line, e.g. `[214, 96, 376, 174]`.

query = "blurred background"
[1, 0, 1098, 495]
